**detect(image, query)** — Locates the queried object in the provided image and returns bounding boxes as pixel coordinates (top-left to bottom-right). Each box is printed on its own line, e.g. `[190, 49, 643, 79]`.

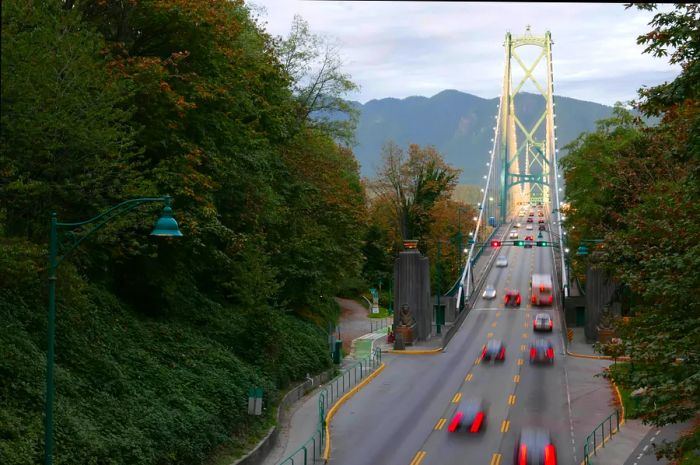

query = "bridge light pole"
[44, 196, 182, 465]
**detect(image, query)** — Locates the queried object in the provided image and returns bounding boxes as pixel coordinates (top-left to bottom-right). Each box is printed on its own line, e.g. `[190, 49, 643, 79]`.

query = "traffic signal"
[513, 240, 525, 247]
[536, 241, 548, 247]
[490, 240, 502, 248]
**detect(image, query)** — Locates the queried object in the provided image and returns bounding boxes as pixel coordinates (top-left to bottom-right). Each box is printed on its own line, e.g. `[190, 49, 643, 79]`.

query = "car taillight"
[532, 296, 536, 304]
[481, 346, 486, 358]
[544, 444, 556, 465]
[540, 285, 545, 292]
[470, 412, 484, 433]
[549, 295, 553, 304]
[519, 444, 528, 465]
[516, 296, 521, 305]
[499, 347, 505, 359]
[547, 348, 554, 359]
[504, 296, 509, 304]
[447, 411, 463, 432]
[549, 320, 553, 328]
[530, 348, 536, 359]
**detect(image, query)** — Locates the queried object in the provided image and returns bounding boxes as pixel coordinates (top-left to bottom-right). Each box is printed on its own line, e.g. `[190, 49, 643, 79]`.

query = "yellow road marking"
[522, 332, 528, 339]
[508, 394, 516, 405]
[522, 322, 528, 328]
[465, 373, 473, 381]
[434, 418, 447, 430]
[496, 311, 501, 317]
[490, 453, 502, 465]
[521, 344, 527, 352]
[487, 332, 494, 338]
[491, 321, 498, 328]
[514, 375, 520, 383]
[501, 420, 511, 432]
[410, 451, 427, 465]
[452, 392, 462, 403]
[517, 358, 524, 366]
[474, 357, 481, 365]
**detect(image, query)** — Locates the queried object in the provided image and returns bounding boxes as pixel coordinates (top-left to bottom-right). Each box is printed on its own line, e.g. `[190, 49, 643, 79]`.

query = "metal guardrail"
[582, 409, 621, 465]
[369, 316, 391, 334]
[276, 347, 382, 465]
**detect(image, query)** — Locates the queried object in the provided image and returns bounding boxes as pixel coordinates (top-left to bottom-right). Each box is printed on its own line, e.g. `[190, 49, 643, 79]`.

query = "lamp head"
[150, 203, 183, 237]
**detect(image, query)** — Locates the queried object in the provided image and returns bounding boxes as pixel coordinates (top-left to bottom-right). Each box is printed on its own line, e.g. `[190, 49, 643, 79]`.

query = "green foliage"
[1, 1, 365, 464]
[562, 4, 700, 461]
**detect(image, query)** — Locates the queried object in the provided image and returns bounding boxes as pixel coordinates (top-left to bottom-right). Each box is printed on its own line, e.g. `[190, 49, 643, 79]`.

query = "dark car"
[447, 397, 487, 433]
[529, 339, 555, 364]
[514, 427, 557, 465]
[481, 339, 506, 362]
[538, 224, 546, 231]
[533, 313, 553, 332]
[526, 218, 534, 223]
[538, 218, 545, 224]
[504, 289, 521, 307]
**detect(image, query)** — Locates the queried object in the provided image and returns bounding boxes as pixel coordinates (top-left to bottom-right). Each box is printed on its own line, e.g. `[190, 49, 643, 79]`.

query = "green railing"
[277, 347, 382, 465]
[582, 409, 621, 465]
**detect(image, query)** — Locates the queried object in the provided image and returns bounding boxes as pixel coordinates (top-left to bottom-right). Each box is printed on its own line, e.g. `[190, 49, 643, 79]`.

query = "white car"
[515, 222, 522, 228]
[509, 230, 518, 239]
[526, 224, 533, 230]
[496, 256, 508, 267]
[482, 284, 497, 299]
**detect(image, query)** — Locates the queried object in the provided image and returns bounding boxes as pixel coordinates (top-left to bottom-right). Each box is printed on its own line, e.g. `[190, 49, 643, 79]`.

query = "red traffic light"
[490, 240, 502, 248]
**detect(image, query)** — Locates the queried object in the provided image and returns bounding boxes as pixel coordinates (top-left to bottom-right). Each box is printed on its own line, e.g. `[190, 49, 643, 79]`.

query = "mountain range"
[350, 90, 615, 185]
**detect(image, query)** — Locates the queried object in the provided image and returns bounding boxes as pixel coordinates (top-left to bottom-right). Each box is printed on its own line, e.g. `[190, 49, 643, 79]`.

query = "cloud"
[248, 1, 682, 106]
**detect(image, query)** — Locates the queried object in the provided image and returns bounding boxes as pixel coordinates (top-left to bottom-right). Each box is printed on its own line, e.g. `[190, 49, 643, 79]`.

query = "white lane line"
[655, 430, 661, 435]
[564, 361, 576, 463]
[643, 445, 649, 452]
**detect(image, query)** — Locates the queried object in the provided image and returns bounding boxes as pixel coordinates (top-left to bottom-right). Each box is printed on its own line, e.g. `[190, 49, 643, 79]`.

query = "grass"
[607, 362, 643, 419]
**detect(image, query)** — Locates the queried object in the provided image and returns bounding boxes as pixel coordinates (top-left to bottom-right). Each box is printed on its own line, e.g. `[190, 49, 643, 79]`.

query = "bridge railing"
[582, 409, 621, 465]
[276, 347, 382, 465]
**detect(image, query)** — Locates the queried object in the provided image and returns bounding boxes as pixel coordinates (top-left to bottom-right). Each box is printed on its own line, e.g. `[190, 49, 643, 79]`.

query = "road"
[329, 215, 575, 465]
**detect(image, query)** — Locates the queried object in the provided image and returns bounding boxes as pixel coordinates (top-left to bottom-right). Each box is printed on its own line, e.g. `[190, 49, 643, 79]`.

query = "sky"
[246, 1, 681, 107]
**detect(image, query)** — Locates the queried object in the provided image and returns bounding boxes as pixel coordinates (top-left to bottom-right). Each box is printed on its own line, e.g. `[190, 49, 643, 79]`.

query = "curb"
[384, 347, 444, 355]
[566, 350, 631, 361]
[323, 363, 386, 463]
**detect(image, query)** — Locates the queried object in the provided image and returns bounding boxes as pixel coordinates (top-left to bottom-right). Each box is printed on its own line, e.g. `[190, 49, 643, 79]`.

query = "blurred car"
[514, 427, 557, 465]
[538, 218, 545, 224]
[496, 255, 508, 267]
[524, 235, 534, 248]
[515, 222, 522, 228]
[538, 212, 544, 217]
[533, 312, 553, 332]
[529, 212, 535, 217]
[519, 212, 525, 217]
[529, 339, 555, 364]
[526, 218, 534, 223]
[510, 230, 519, 239]
[526, 224, 533, 230]
[538, 224, 546, 231]
[482, 284, 497, 299]
[481, 339, 506, 361]
[447, 397, 487, 433]
[504, 289, 521, 307]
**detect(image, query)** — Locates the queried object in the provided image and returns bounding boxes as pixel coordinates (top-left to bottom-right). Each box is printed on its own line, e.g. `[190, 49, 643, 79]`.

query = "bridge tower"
[497, 26, 556, 222]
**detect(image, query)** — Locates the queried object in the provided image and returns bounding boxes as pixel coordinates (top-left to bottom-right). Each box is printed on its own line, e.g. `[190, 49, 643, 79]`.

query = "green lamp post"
[44, 196, 182, 465]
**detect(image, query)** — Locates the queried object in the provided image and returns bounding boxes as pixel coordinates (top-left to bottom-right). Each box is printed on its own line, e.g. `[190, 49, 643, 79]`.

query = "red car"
[504, 289, 521, 307]
[526, 218, 533, 223]
[448, 397, 487, 433]
[524, 235, 534, 248]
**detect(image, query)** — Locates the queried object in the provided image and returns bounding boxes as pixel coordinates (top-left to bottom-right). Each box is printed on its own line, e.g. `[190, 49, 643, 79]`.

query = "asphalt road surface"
[329, 218, 575, 465]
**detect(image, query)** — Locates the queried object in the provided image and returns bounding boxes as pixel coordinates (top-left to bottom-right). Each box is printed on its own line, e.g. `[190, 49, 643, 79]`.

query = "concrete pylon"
[393, 240, 431, 346]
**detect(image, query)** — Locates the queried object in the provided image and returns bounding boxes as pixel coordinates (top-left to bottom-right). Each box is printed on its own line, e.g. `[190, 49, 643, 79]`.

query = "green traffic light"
[536, 241, 548, 247]
[514, 240, 525, 246]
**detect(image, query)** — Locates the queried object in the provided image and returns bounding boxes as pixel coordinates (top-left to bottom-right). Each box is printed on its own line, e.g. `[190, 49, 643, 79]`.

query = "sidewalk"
[565, 327, 652, 465]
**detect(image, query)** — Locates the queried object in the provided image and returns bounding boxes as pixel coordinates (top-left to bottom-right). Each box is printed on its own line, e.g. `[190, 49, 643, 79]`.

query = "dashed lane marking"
[452, 393, 462, 403]
[492, 321, 498, 328]
[410, 451, 427, 465]
[517, 358, 524, 366]
[465, 373, 473, 381]
[496, 311, 501, 317]
[501, 420, 511, 432]
[488, 332, 494, 338]
[434, 418, 446, 430]
[520, 344, 527, 352]
[522, 332, 529, 339]
[490, 453, 502, 465]
[474, 357, 481, 365]
[508, 394, 517, 405]
[513, 375, 520, 383]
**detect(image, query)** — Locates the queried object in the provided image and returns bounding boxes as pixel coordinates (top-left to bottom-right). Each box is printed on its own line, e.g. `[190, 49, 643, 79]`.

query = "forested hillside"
[352, 90, 616, 183]
[0, 1, 366, 464]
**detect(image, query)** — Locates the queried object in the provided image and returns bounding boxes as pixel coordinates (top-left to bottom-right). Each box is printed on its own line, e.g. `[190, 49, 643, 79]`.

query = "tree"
[275, 14, 359, 144]
[371, 142, 461, 246]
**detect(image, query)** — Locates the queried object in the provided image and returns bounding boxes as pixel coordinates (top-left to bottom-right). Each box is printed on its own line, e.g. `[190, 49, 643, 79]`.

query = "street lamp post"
[44, 196, 182, 465]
